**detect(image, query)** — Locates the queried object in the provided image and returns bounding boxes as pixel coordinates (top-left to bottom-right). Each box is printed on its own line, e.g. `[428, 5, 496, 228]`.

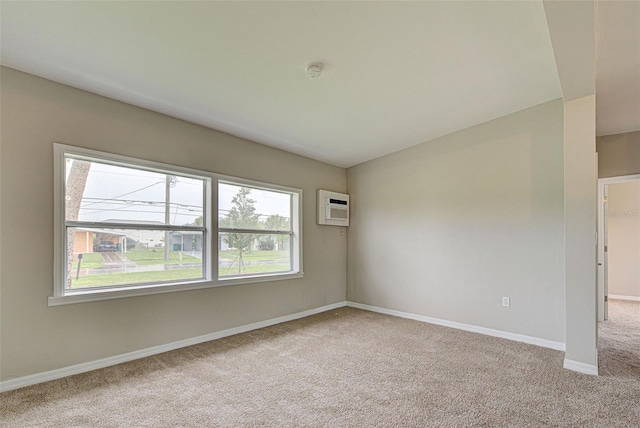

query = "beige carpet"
[1, 302, 639, 427]
[599, 299, 640, 378]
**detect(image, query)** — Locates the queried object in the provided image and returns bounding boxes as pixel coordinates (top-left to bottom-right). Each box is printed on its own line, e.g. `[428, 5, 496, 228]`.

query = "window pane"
[219, 183, 291, 231]
[66, 227, 204, 289]
[219, 233, 291, 277]
[65, 156, 204, 226]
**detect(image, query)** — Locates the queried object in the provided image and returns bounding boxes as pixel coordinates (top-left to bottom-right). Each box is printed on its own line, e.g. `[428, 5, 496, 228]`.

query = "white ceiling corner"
[595, 0, 640, 136]
[542, 0, 596, 102]
[1, 1, 564, 167]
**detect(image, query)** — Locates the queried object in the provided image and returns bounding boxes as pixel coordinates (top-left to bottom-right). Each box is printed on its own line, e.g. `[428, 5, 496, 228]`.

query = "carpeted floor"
[598, 299, 640, 378]
[1, 301, 639, 427]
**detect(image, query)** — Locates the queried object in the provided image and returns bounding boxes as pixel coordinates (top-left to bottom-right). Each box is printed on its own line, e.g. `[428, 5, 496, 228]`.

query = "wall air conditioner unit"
[317, 189, 349, 226]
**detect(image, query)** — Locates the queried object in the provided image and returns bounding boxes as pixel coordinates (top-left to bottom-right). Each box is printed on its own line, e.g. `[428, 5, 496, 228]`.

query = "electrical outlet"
[340, 227, 346, 236]
[502, 297, 510, 307]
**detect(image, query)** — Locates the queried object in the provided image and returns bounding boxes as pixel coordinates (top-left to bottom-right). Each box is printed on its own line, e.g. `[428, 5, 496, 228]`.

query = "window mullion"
[65, 221, 204, 232]
[53, 143, 302, 305]
[218, 228, 292, 235]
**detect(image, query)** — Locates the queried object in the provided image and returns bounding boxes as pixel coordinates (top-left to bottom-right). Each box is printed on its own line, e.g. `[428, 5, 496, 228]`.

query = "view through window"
[218, 182, 293, 277]
[64, 155, 206, 290]
[54, 145, 302, 303]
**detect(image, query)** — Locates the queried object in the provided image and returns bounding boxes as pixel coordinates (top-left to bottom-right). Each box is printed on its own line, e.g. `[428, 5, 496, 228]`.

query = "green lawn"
[219, 263, 291, 277]
[219, 250, 289, 262]
[71, 268, 203, 288]
[72, 253, 104, 269]
[219, 249, 290, 276]
[69, 249, 289, 288]
[70, 249, 199, 272]
[124, 250, 201, 265]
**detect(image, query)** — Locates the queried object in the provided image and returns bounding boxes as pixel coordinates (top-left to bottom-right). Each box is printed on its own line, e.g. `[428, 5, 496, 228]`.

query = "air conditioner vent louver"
[329, 208, 348, 219]
[317, 190, 349, 226]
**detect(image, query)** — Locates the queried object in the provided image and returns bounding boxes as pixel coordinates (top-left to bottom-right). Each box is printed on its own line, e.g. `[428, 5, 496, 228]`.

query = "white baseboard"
[563, 358, 598, 375]
[609, 294, 640, 302]
[346, 301, 566, 351]
[0, 301, 348, 393]
[1, 300, 587, 392]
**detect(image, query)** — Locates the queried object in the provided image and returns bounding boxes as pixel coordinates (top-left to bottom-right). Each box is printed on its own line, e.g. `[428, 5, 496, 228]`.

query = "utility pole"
[165, 175, 171, 261]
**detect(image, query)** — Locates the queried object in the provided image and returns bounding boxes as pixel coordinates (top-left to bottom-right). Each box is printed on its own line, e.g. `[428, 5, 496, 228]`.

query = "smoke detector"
[306, 63, 323, 78]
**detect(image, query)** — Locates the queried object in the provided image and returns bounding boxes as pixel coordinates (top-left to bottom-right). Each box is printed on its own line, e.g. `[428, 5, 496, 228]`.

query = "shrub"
[257, 238, 275, 251]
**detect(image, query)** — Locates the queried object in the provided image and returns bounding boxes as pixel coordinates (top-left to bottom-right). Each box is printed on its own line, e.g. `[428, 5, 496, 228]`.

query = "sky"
[67, 158, 291, 226]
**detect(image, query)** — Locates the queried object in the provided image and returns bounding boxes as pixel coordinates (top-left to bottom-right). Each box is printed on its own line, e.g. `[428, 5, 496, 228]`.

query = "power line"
[79, 206, 202, 216]
[89, 169, 204, 188]
[78, 208, 202, 217]
[79, 180, 165, 209]
[80, 205, 202, 212]
[89, 170, 166, 179]
[80, 198, 204, 209]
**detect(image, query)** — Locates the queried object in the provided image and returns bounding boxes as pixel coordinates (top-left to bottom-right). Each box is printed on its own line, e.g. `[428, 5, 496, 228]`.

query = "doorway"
[597, 174, 640, 321]
[597, 174, 640, 376]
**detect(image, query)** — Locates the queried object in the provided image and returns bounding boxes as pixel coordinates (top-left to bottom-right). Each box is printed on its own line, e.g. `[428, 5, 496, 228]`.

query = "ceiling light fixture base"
[306, 63, 323, 79]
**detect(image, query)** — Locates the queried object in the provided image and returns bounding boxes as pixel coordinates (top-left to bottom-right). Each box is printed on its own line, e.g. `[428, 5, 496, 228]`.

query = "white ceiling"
[1, 1, 563, 167]
[543, 0, 595, 102]
[595, 0, 640, 137]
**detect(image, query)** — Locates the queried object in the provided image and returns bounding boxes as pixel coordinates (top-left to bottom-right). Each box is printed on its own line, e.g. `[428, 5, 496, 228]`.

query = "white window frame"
[50, 144, 303, 306]
[217, 178, 302, 284]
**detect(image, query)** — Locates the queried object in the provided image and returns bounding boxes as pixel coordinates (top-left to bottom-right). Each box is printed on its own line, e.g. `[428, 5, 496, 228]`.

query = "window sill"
[217, 271, 304, 287]
[48, 272, 304, 306]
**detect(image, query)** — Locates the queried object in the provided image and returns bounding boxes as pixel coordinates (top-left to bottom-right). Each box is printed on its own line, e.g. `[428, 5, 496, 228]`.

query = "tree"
[65, 159, 91, 287]
[221, 187, 259, 273]
[257, 238, 275, 251]
[264, 214, 290, 250]
[189, 216, 203, 227]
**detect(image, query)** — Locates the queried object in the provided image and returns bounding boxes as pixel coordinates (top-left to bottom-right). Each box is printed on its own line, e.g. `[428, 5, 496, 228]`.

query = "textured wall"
[597, 131, 640, 178]
[563, 95, 597, 369]
[0, 67, 347, 381]
[608, 181, 640, 299]
[347, 100, 566, 343]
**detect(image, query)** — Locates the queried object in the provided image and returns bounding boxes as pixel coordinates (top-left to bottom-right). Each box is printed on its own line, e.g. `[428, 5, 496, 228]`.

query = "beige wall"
[597, 131, 640, 178]
[347, 100, 566, 343]
[73, 231, 92, 254]
[608, 181, 640, 299]
[0, 67, 347, 381]
[563, 95, 597, 369]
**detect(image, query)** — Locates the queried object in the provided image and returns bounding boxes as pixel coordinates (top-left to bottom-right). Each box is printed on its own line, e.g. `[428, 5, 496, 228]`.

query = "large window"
[218, 181, 298, 278]
[52, 144, 302, 305]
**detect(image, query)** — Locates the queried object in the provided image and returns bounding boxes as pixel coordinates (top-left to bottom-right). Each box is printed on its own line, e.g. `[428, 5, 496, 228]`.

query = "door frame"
[597, 174, 640, 322]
